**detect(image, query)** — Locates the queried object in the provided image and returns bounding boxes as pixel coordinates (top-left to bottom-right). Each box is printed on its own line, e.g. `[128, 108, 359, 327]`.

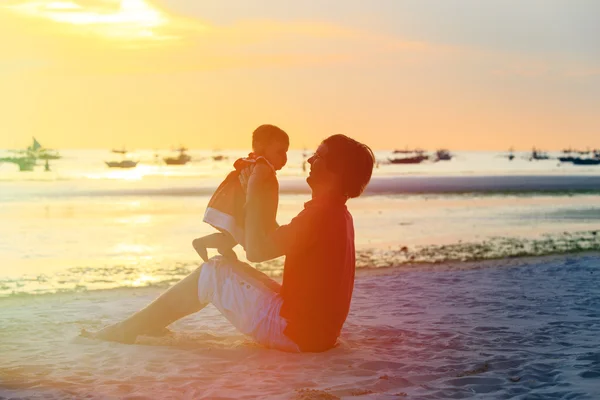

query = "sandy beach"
[2, 253, 599, 399]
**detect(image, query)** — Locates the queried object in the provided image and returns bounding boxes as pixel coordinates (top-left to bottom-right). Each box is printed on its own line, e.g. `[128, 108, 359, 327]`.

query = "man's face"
[263, 140, 289, 171]
[306, 142, 331, 188]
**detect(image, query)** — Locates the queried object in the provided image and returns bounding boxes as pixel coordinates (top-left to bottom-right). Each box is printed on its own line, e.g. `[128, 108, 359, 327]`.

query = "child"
[193, 124, 289, 262]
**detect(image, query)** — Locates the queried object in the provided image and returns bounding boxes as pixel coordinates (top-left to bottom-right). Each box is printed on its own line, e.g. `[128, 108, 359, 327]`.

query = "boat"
[0, 137, 60, 171]
[570, 158, 600, 166]
[212, 154, 226, 161]
[505, 147, 515, 161]
[105, 147, 138, 168]
[105, 160, 138, 169]
[388, 152, 429, 164]
[529, 148, 550, 161]
[164, 147, 191, 165]
[558, 156, 576, 163]
[434, 149, 452, 161]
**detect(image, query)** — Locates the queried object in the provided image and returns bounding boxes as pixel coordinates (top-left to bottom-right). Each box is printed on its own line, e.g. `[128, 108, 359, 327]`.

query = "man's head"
[252, 124, 289, 171]
[307, 134, 375, 198]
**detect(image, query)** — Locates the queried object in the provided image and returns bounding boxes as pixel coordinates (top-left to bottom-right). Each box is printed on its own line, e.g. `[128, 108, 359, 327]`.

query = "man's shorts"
[197, 256, 300, 352]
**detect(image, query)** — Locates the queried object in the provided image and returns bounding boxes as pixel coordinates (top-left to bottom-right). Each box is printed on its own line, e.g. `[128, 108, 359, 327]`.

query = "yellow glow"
[113, 243, 152, 254]
[7, 0, 171, 41]
[117, 215, 152, 225]
[130, 273, 158, 287]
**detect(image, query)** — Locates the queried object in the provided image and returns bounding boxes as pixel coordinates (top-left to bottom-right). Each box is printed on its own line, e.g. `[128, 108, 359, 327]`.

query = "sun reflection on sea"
[111, 243, 153, 255]
[116, 214, 152, 225]
[129, 273, 158, 287]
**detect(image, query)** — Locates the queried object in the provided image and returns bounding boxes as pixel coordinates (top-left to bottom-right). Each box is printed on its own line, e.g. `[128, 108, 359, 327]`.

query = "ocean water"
[1, 149, 600, 297]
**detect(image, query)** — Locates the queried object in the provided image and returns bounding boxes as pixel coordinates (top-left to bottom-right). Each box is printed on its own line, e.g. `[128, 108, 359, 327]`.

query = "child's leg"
[192, 232, 237, 262]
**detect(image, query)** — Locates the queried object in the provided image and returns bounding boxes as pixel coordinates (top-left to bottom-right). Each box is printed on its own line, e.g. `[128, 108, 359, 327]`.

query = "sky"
[1, 0, 599, 150]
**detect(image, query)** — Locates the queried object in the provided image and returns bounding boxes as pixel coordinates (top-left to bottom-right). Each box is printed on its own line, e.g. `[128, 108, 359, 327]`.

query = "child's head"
[252, 124, 289, 171]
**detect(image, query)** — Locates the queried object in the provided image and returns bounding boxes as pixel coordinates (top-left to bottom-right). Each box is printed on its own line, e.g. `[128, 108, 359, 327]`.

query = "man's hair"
[322, 134, 375, 198]
[252, 124, 289, 149]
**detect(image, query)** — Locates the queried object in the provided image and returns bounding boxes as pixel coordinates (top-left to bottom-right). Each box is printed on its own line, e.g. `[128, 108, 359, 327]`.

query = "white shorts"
[197, 256, 300, 352]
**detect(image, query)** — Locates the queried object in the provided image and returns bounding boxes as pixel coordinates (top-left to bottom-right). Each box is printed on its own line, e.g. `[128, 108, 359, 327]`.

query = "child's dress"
[203, 153, 275, 247]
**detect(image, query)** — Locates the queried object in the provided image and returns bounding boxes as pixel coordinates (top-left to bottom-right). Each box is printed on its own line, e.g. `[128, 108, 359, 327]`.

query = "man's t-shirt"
[273, 195, 355, 352]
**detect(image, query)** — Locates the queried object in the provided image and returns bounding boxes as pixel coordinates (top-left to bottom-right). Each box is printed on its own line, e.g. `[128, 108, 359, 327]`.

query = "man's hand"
[192, 238, 209, 262]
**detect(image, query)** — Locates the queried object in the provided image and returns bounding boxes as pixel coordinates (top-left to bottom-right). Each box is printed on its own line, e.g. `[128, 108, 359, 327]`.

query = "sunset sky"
[1, 0, 599, 150]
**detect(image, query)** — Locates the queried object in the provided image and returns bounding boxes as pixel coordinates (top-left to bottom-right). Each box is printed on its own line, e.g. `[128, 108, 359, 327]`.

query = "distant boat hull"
[0, 156, 36, 171]
[164, 155, 191, 165]
[388, 155, 428, 164]
[571, 159, 600, 166]
[105, 160, 138, 169]
[558, 156, 577, 163]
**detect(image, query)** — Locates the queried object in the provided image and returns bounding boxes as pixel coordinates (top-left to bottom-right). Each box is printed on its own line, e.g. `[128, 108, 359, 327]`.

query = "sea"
[1, 148, 599, 297]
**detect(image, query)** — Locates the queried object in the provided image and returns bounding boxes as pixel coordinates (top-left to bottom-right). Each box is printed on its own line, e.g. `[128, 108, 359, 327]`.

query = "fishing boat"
[164, 147, 191, 165]
[0, 137, 60, 171]
[105, 148, 138, 168]
[105, 160, 138, 169]
[434, 149, 452, 161]
[529, 148, 550, 161]
[570, 158, 600, 166]
[388, 152, 429, 164]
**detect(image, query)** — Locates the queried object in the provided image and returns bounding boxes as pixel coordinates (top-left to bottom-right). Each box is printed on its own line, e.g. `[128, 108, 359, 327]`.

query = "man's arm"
[243, 164, 285, 263]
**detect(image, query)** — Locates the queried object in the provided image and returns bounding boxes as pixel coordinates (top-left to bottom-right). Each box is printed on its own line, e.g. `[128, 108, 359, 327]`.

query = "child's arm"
[192, 233, 237, 262]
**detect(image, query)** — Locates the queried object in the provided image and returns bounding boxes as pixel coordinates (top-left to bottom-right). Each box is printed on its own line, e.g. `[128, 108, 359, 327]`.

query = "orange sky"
[1, 0, 599, 150]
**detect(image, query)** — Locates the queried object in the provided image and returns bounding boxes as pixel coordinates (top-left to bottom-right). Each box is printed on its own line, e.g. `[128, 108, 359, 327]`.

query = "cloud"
[1, 0, 456, 75]
[3, 0, 177, 41]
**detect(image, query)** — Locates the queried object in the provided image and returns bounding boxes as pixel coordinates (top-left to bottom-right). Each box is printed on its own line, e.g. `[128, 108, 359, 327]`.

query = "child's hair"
[252, 124, 289, 151]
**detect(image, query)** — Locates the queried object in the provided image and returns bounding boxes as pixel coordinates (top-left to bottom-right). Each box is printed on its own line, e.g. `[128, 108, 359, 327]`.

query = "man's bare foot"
[80, 324, 172, 343]
[144, 326, 173, 337]
[80, 322, 137, 344]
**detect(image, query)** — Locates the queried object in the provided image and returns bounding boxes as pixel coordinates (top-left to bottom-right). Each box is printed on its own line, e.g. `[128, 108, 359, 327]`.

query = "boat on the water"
[105, 160, 138, 169]
[570, 158, 600, 166]
[0, 137, 60, 171]
[164, 147, 191, 165]
[105, 148, 138, 168]
[529, 148, 550, 161]
[389, 152, 429, 164]
[434, 149, 452, 161]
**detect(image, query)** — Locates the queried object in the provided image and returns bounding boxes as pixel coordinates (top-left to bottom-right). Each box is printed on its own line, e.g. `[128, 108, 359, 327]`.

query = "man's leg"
[85, 264, 206, 344]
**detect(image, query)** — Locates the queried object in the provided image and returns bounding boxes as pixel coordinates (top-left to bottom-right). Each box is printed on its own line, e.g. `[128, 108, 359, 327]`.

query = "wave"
[7, 175, 599, 201]
[2, 230, 598, 299]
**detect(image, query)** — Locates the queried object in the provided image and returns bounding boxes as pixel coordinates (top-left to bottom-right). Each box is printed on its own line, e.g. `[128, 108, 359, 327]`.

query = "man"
[86, 134, 375, 352]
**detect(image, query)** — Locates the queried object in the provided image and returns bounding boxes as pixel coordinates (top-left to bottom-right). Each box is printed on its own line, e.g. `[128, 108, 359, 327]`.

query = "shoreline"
[2, 251, 598, 303]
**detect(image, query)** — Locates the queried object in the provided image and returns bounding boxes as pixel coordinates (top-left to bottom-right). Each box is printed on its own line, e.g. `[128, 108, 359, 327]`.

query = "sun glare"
[7, 0, 172, 41]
